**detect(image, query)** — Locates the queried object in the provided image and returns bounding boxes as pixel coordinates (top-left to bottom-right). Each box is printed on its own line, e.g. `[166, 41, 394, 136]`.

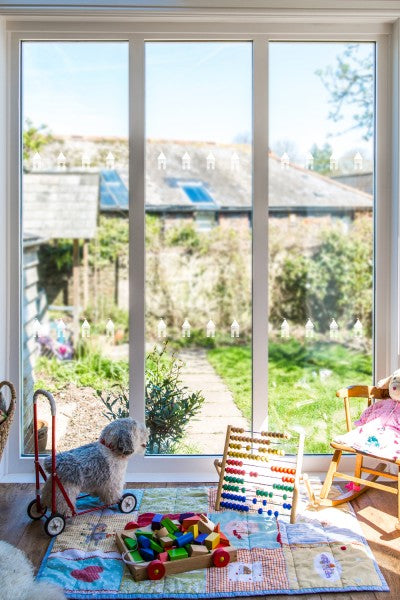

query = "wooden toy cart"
[116, 531, 237, 581]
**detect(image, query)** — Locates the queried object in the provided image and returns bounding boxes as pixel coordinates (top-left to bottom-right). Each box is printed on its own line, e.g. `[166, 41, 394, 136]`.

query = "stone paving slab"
[179, 348, 249, 454]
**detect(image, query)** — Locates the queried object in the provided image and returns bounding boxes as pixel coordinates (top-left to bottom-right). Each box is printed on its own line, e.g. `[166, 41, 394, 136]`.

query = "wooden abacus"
[215, 425, 305, 524]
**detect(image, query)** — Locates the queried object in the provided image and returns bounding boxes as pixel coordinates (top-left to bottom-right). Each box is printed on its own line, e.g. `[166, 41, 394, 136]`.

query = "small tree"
[98, 343, 204, 454]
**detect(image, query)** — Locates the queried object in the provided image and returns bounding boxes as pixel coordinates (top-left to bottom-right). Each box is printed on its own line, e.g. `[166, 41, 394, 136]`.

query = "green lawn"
[207, 339, 372, 454]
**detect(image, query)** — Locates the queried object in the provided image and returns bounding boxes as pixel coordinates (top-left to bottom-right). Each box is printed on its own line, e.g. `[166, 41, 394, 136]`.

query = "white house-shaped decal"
[158, 318, 167, 338]
[158, 152, 167, 170]
[82, 152, 91, 169]
[330, 153, 338, 171]
[32, 152, 42, 171]
[353, 152, 363, 171]
[280, 152, 289, 169]
[230, 152, 240, 171]
[207, 152, 215, 170]
[106, 152, 115, 169]
[305, 152, 314, 170]
[182, 152, 191, 170]
[206, 320, 216, 338]
[106, 319, 115, 339]
[182, 318, 191, 337]
[57, 152, 67, 170]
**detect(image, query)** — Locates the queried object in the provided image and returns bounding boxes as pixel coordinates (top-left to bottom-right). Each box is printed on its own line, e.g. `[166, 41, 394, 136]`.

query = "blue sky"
[22, 40, 374, 160]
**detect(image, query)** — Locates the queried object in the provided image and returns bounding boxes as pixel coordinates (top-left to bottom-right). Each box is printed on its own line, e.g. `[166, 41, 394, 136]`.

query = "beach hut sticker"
[57, 152, 67, 170]
[32, 152, 42, 171]
[106, 152, 115, 169]
[207, 152, 215, 170]
[81, 319, 90, 338]
[206, 319, 216, 338]
[305, 318, 314, 339]
[280, 152, 289, 170]
[230, 152, 240, 171]
[81, 152, 91, 169]
[353, 152, 363, 171]
[231, 320, 240, 338]
[158, 318, 167, 338]
[330, 152, 338, 171]
[182, 319, 191, 337]
[56, 319, 66, 342]
[158, 152, 167, 170]
[280, 319, 290, 338]
[329, 318, 339, 340]
[353, 318, 363, 338]
[305, 152, 314, 170]
[106, 319, 115, 339]
[182, 152, 191, 170]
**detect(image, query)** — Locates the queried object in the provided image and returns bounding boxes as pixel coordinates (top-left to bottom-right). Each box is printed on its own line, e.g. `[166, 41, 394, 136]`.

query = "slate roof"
[23, 172, 99, 239]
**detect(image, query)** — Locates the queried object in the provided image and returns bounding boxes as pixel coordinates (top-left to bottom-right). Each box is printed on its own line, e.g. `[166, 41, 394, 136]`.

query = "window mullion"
[252, 37, 269, 433]
[130, 35, 146, 424]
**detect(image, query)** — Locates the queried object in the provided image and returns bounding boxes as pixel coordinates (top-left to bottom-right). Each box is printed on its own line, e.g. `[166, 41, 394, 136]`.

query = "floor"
[0, 481, 399, 599]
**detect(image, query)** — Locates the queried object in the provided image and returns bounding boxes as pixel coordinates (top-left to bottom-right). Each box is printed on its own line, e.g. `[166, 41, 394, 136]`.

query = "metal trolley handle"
[33, 389, 56, 416]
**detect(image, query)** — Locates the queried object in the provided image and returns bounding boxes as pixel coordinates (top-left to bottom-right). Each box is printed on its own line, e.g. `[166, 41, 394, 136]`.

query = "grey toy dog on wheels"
[41, 417, 149, 516]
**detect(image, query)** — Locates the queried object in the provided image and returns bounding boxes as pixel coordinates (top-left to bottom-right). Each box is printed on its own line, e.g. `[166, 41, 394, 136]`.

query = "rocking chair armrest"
[336, 385, 389, 432]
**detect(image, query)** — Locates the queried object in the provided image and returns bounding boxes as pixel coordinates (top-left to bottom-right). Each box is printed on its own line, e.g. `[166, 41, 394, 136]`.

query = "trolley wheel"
[44, 513, 66, 537]
[147, 559, 166, 581]
[212, 548, 230, 568]
[118, 493, 137, 513]
[27, 499, 47, 520]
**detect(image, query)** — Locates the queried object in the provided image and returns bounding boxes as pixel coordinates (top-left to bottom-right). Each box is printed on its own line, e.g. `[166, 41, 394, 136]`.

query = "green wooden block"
[150, 539, 163, 554]
[129, 550, 144, 563]
[124, 537, 137, 551]
[135, 530, 153, 539]
[168, 547, 188, 561]
[161, 518, 179, 533]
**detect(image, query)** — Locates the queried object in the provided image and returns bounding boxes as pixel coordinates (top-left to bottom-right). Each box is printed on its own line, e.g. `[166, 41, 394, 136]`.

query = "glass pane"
[145, 42, 252, 455]
[268, 42, 375, 453]
[21, 42, 129, 454]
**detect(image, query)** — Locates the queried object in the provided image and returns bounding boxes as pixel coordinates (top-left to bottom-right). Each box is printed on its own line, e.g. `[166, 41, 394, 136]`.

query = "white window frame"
[0, 14, 397, 481]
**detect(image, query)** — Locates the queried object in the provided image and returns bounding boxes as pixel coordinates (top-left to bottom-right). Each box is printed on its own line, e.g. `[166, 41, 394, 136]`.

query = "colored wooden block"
[179, 512, 195, 524]
[174, 529, 183, 537]
[214, 523, 220, 533]
[176, 532, 194, 547]
[124, 536, 137, 551]
[182, 515, 202, 529]
[139, 547, 155, 561]
[137, 535, 151, 549]
[151, 514, 165, 530]
[150, 539, 163, 554]
[204, 532, 220, 550]
[135, 530, 153, 539]
[155, 527, 169, 539]
[194, 533, 208, 545]
[160, 536, 174, 549]
[168, 547, 188, 561]
[129, 550, 144, 563]
[188, 524, 199, 538]
[188, 544, 209, 557]
[161, 518, 179, 533]
[198, 515, 215, 535]
[158, 551, 168, 563]
[218, 532, 230, 547]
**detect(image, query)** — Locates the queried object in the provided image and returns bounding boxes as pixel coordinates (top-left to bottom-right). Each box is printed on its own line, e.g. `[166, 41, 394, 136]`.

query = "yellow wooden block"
[204, 532, 220, 550]
[188, 524, 199, 538]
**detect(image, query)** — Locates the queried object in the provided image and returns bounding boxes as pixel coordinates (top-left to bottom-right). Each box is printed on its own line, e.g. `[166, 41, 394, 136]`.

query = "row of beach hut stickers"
[34, 316, 364, 342]
[31, 150, 365, 172]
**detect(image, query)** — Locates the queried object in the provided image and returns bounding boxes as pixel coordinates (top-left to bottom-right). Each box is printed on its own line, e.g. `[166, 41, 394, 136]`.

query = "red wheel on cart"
[44, 513, 66, 537]
[147, 560, 166, 580]
[27, 499, 47, 520]
[213, 548, 230, 568]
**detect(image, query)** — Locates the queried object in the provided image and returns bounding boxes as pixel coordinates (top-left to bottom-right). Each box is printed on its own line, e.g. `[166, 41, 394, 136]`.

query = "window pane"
[268, 42, 374, 453]
[145, 42, 252, 455]
[21, 42, 129, 454]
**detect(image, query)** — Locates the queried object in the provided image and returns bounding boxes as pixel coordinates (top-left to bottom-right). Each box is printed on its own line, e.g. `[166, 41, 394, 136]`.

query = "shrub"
[98, 343, 205, 454]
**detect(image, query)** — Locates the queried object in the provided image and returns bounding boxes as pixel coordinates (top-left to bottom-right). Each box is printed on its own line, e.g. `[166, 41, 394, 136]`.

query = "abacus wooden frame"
[1, 13, 396, 480]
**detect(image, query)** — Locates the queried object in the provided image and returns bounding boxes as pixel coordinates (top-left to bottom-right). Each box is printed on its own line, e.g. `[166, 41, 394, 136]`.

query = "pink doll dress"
[334, 399, 400, 461]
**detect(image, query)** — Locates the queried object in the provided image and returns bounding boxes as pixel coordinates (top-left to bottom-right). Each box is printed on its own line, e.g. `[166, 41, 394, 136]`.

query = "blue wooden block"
[137, 535, 151, 549]
[151, 513, 165, 530]
[194, 533, 208, 545]
[176, 532, 194, 547]
[139, 547, 155, 561]
[178, 512, 195, 524]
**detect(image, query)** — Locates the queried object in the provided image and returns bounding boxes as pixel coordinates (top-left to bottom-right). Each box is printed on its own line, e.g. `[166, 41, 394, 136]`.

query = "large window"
[9, 26, 388, 477]
[21, 42, 129, 455]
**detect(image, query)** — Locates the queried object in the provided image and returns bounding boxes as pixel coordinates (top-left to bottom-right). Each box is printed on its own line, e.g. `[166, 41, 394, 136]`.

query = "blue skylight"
[180, 184, 215, 204]
[100, 170, 128, 210]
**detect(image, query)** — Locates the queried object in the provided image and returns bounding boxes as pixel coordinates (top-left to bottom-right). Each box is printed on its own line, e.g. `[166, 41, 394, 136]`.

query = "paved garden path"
[179, 348, 248, 454]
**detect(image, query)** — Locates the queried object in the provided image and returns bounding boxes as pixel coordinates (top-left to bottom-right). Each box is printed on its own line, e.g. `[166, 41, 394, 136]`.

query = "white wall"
[0, 17, 7, 478]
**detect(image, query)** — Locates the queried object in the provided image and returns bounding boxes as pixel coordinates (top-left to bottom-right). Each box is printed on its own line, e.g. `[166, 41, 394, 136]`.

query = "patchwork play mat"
[37, 486, 389, 598]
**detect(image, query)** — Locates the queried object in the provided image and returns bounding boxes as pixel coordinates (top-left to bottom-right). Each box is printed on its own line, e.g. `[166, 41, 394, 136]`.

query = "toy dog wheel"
[118, 493, 137, 513]
[27, 499, 47, 520]
[213, 548, 230, 568]
[44, 513, 66, 537]
[147, 559, 166, 580]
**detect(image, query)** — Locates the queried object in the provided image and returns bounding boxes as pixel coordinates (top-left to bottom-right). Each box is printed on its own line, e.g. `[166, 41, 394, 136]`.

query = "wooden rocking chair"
[319, 384, 400, 529]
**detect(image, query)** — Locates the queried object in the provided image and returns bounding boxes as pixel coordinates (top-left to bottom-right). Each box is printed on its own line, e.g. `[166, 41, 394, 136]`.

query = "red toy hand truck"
[27, 389, 137, 537]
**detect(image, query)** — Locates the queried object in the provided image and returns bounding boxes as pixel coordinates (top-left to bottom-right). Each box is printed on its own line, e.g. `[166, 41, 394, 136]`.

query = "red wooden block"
[214, 523, 220, 533]
[182, 515, 202, 529]
[218, 532, 230, 547]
